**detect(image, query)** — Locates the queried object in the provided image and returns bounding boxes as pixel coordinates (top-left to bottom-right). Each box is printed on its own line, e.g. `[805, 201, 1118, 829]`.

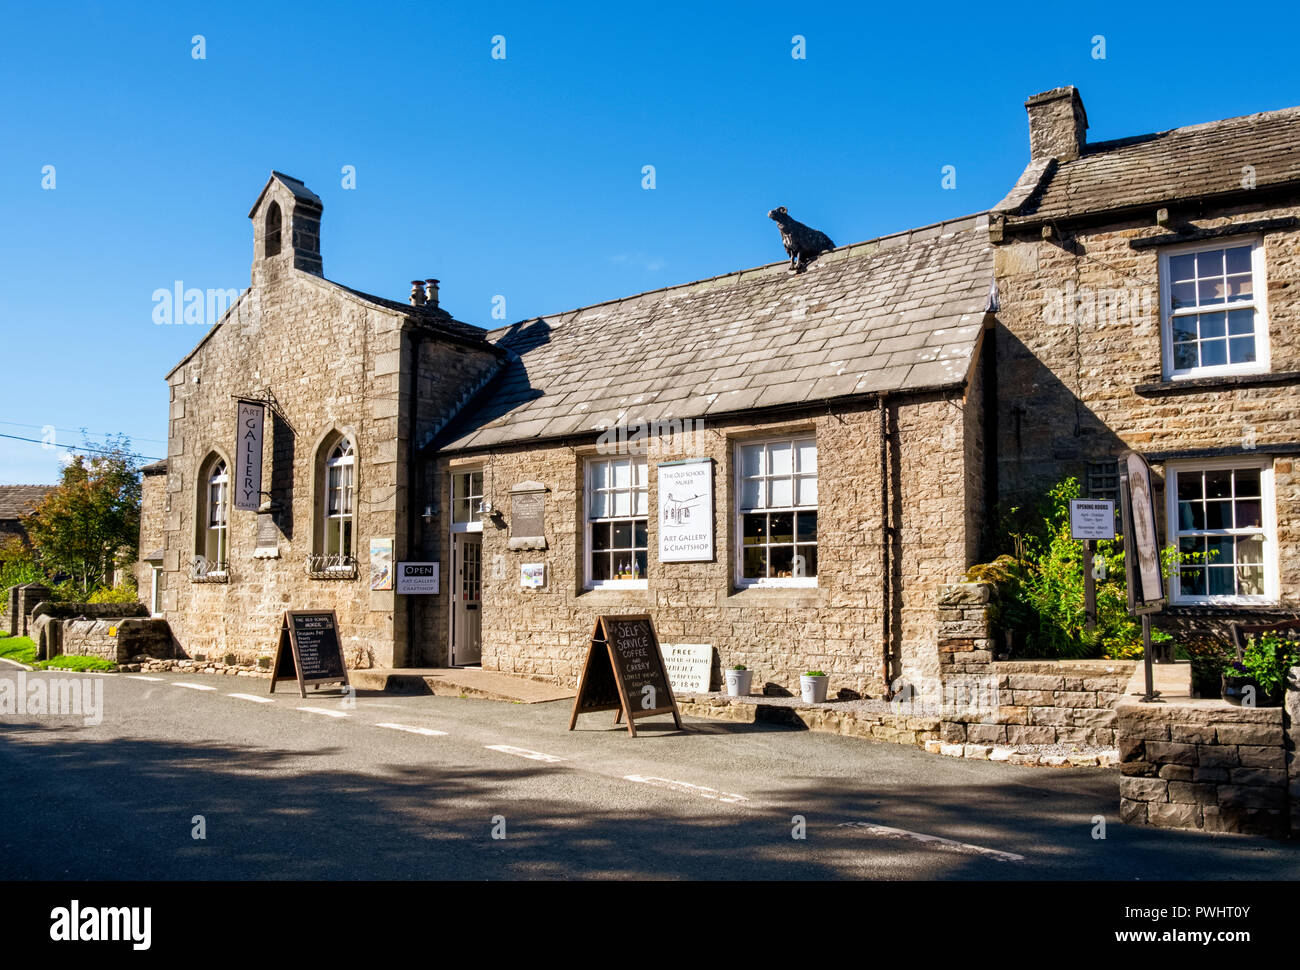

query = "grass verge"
[31, 654, 116, 673]
[0, 636, 37, 665]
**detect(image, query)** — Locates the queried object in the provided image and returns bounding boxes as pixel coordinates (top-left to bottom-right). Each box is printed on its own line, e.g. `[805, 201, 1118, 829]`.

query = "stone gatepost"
[16, 583, 50, 637]
[936, 582, 995, 744]
[5, 585, 18, 636]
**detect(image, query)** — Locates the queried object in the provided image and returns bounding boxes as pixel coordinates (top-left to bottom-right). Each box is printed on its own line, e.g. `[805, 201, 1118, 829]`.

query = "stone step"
[348, 667, 574, 704]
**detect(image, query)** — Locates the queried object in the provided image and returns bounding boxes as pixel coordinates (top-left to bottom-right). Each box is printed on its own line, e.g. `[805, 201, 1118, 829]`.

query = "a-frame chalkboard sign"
[269, 610, 350, 698]
[568, 614, 682, 737]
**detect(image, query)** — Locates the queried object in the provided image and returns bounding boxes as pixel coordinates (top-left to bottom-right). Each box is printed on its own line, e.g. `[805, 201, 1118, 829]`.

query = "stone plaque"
[509, 481, 548, 551]
[254, 512, 279, 558]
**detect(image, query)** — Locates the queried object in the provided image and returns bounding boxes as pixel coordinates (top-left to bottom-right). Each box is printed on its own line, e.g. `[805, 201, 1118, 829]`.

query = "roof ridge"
[1082, 103, 1300, 156]
[485, 210, 991, 335]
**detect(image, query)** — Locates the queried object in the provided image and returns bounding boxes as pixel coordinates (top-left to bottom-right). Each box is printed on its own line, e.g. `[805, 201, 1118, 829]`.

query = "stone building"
[0, 485, 53, 549]
[140, 87, 1300, 692]
[989, 87, 1300, 638]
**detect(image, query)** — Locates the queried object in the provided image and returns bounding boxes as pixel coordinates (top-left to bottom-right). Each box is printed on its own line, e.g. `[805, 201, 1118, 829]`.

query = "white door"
[451, 534, 482, 666]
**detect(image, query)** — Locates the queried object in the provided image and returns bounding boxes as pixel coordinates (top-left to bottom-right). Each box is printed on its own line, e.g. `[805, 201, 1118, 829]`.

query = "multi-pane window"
[1168, 462, 1273, 602]
[325, 439, 355, 561]
[452, 469, 484, 527]
[1087, 460, 1119, 503]
[586, 456, 648, 586]
[1162, 241, 1266, 378]
[737, 437, 817, 586]
[201, 459, 229, 571]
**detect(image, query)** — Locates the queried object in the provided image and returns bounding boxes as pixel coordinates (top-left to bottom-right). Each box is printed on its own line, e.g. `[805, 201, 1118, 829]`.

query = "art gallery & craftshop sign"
[657, 458, 713, 563]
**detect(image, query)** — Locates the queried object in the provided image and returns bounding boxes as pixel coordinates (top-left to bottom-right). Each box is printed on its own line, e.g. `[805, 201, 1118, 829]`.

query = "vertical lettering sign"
[658, 458, 714, 562]
[234, 400, 264, 512]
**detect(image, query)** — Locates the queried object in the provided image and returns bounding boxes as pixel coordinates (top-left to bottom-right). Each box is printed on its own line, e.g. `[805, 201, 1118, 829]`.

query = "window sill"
[578, 586, 651, 605]
[725, 586, 820, 608]
[1135, 371, 1300, 396]
[1165, 601, 1283, 615]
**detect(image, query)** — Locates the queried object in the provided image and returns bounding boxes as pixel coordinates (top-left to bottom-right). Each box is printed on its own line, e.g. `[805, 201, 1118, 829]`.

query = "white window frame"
[1164, 456, 1278, 606]
[324, 439, 356, 567]
[584, 455, 649, 590]
[204, 459, 229, 574]
[450, 467, 485, 534]
[149, 564, 164, 617]
[734, 435, 818, 589]
[1159, 236, 1270, 381]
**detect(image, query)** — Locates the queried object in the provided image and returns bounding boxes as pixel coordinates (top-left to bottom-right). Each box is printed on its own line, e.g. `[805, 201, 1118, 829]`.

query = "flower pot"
[1221, 672, 1281, 707]
[800, 674, 829, 704]
[725, 668, 753, 697]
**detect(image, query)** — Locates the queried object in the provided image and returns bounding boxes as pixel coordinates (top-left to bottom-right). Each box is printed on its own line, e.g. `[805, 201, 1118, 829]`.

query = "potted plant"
[725, 664, 753, 697]
[1222, 633, 1295, 707]
[800, 670, 829, 704]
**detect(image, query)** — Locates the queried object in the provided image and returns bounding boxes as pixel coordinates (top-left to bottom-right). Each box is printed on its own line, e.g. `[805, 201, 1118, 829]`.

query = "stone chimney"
[1025, 87, 1088, 162]
[424, 279, 439, 309]
[410, 281, 426, 307]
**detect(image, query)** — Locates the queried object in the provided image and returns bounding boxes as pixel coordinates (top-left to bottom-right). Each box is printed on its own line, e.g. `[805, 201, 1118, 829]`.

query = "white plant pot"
[725, 668, 753, 697]
[800, 675, 829, 704]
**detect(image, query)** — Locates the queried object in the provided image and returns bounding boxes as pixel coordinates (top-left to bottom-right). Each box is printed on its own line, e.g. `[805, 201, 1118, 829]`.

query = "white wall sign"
[233, 400, 264, 511]
[396, 561, 440, 594]
[521, 563, 545, 588]
[660, 643, 712, 693]
[1069, 499, 1116, 540]
[657, 458, 714, 563]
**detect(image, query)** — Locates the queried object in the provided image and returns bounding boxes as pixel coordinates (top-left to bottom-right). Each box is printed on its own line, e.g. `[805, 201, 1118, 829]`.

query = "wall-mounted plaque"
[253, 511, 280, 558]
[370, 538, 393, 591]
[660, 643, 713, 693]
[521, 563, 545, 588]
[509, 481, 548, 551]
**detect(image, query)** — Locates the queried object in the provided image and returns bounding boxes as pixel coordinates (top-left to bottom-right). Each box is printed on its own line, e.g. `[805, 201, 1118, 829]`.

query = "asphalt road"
[1, 667, 1297, 880]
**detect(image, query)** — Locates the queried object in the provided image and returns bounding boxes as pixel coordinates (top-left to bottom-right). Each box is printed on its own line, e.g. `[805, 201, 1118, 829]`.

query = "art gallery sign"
[657, 458, 713, 562]
[233, 400, 264, 512]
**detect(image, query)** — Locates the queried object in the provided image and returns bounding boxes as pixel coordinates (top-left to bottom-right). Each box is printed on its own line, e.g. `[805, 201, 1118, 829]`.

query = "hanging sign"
[270, 610, 349, 697]
[1120, 451, 1165, 613]
[657, 458, 714, 563]
[569, 614, 683, 737]
[233, 400, 265, 511]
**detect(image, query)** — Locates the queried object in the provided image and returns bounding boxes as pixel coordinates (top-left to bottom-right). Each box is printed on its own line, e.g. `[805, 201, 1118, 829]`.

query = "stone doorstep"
[349, 667, 575, 704]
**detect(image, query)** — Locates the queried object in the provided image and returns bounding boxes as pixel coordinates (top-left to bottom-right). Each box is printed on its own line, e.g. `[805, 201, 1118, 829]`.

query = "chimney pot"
[424, 279, 440, 309]
[410, 280, 426, 306]
[1024, 86, 1088, 162]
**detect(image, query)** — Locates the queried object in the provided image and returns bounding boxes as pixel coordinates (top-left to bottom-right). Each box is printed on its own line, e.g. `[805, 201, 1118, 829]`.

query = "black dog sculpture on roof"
[768, 206, 835, 273]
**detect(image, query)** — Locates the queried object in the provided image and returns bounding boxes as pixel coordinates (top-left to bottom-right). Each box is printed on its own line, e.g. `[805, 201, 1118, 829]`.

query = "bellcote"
[248, 171, 323, 284]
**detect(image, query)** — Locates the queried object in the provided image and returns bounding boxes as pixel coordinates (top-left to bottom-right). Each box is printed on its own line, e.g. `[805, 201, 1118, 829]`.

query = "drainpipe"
[879, 395, 894, 699]
[406, 327, 424, 669]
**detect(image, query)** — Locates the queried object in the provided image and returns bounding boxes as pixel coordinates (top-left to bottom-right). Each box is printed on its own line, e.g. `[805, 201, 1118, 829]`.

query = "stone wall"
[935, 582, 1134, 749]
[429, 388, 983, 697]
[1116, 666, 1294, 836]
[31, 608, 173, 664]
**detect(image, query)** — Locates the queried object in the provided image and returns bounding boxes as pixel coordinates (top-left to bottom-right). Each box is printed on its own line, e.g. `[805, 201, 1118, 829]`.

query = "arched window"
[324, 438, 355, 562]
[203, 458, 229, 572]
[264, 201, 282, 258]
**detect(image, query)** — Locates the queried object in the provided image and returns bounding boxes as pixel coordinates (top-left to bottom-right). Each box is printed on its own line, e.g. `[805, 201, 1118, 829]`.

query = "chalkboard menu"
[569, 614, 682, 737]
[270, 610, 350, 697]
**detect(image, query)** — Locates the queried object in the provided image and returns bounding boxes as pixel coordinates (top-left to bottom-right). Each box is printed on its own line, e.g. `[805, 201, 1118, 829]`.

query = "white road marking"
[297, 706, 349, 718]
[229, 693, 275, 704]
[485, 744, 565, 763]
[837, 821, 1025, 862]
[172, 682, 217, 691]
[128, 675, 164, 681]
[377, 723, 448, 736]
[623, 775, 748, 804]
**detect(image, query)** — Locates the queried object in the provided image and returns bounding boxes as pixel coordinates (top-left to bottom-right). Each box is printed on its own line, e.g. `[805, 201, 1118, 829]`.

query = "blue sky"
[1, 1, 1297, 483]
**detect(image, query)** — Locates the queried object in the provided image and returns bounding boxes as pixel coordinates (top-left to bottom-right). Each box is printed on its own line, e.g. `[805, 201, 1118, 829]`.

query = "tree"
[22, 434, 142, 598]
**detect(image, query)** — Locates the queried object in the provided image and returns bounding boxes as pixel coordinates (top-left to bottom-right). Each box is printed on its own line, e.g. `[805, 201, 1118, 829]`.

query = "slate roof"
[438, 213, 994, 452]
[0, 485, 54, 520]
[999, 104, 1300, 225]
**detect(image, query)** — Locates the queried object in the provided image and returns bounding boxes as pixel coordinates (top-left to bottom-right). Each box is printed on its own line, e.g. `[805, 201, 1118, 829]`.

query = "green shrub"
[1238, 632, 1300, 699]
[87, 582, 139, 605]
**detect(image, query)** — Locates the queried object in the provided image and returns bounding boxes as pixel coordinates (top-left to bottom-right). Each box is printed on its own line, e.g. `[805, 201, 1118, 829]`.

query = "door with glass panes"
[451, 534, 482, 665]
